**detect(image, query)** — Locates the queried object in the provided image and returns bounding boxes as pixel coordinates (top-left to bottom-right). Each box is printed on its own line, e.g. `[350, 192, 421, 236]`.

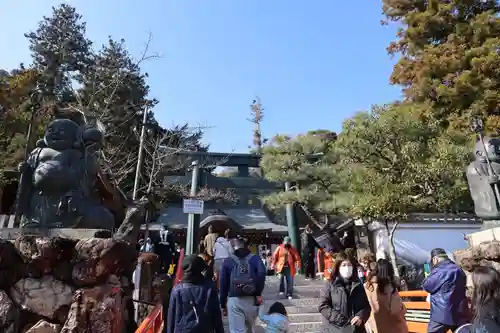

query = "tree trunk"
[385, 219, 400, 278]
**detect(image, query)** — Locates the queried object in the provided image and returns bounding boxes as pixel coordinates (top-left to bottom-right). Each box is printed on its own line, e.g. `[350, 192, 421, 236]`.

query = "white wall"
[370, 222, 481, 265]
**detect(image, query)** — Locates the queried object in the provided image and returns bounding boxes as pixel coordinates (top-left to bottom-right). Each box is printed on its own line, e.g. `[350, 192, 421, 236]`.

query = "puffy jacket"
[318, 277, 371, 333]
[258, 305, 289, 333]
[213, 237, 233, 260]
[422, 259, 469, 326]
[219, 248, 266, 308]
[272, 245, 301, 276]
[166, 281, 224, 333]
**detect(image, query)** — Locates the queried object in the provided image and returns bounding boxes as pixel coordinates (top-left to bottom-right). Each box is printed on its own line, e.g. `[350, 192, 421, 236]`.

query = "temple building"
[146, 151, 293, 254]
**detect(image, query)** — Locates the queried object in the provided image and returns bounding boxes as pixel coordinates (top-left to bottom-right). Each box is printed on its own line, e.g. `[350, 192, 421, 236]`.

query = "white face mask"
[339, 265, 353, 279]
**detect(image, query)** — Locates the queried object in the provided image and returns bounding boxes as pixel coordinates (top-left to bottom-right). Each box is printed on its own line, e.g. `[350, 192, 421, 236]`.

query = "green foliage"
[261, 105, 473, 220]
[337, 103, 472, 219]
[25, 3, 93, 102]
[260, 130, 346, 214]
[0, 68, 51, 182]
[382, 0, 500, 133]
[0, 4, 207, 199]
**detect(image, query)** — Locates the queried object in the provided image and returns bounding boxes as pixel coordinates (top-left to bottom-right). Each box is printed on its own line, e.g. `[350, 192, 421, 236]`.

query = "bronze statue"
[17, 114, 115, 230]
[466, 136, 500, 227]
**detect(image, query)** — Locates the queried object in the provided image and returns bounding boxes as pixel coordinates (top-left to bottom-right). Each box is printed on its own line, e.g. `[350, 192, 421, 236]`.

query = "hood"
[216, 237, 229, 244]
[181, 255, 206, 284]
[234, 248, 251, 258]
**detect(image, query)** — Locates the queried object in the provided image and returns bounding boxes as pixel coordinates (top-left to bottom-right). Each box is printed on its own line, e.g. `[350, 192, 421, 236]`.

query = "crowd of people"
[160, 225, 500, 333]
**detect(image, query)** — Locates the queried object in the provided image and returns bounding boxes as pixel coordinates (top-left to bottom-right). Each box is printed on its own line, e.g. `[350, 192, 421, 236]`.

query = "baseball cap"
[283, 236, 291, 244]
[431, 248, 448, 259]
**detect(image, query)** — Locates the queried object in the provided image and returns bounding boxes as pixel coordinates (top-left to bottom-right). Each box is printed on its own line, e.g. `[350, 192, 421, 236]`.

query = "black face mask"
[284, 244, 291, 249]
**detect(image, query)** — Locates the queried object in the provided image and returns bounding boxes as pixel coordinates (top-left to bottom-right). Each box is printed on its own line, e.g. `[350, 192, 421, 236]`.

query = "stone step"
[266, 276, 326, 287]
[263, 297, 320, 307]
[262, 286, 323, 299]
[223, 321, 323, 333]
[280, 305, 320, 314]
[222, 312, 322, 325]
[267, 312, 323, 323]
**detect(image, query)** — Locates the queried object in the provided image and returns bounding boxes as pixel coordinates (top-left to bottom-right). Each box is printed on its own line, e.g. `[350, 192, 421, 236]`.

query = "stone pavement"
[223, 275, 325, 333]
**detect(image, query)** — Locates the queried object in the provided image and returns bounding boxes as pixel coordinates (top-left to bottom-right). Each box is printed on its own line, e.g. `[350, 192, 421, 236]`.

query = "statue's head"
[44, 118, 80, 150]
[81, 126, 103, 149]
[475, 137, 500, 162]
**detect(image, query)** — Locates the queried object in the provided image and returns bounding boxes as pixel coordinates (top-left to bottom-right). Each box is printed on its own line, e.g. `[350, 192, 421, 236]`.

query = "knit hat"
[181, 255, 206, 284]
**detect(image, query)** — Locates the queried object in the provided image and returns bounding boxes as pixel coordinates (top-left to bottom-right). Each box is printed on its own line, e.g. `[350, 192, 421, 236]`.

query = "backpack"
[178, 283, 211, 332]
[229, 253, 257, 297]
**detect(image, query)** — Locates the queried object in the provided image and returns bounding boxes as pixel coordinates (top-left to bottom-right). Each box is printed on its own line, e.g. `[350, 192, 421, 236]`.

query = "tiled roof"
[152, 206, 288, 233]
[407, 213, 482, 224]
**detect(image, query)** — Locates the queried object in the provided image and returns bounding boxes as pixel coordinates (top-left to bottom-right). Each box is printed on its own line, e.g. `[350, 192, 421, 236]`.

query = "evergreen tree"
[337, 103, 472, 217]
[383, 0, 500, 132]
[25, 4, 93, 103]
[260, 130, 345, 216]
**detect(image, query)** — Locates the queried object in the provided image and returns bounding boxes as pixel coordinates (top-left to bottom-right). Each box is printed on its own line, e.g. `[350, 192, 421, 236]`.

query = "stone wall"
[0, 236, 138, 333]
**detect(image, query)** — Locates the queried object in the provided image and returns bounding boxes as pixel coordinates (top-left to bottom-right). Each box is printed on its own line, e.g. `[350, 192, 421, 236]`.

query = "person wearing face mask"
[272, 236, 301, 300]
[318, 252, 371, 333]
[423, 248, 469, 333]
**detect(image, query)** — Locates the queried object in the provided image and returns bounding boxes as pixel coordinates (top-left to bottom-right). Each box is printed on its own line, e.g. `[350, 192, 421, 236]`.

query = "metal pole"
[142, 135, 160, 243]
[285, 181, 300, 252]
[132, 108, 149, 200]
[186, 161, 200, 256]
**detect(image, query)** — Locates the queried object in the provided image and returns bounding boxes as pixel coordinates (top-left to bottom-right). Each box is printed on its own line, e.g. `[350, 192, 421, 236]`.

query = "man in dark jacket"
[219, 237, 266, 333]
[423, 248, 469, 333]
[166, 255, 224, 333]
[301, 224, 319, 280]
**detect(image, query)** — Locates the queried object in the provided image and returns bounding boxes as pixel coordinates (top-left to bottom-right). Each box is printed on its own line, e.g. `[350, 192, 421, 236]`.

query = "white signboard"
[183, 199, 204, 214]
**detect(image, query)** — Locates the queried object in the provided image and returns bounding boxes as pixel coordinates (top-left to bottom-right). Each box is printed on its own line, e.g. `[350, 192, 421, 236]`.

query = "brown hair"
[361, 252, 377, 272]
[332, 251, 357, 279]
[361, 252, 376, 265]
[345, 248, 358, 262]
[472, 266, 500, 319]
[366, 259, 397, 294]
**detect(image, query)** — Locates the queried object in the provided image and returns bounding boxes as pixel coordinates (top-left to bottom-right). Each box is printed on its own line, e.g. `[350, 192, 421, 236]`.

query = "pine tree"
[25, 4, 93, 103]
[260, 130, 344, 216]
[382, 0, 500, 133]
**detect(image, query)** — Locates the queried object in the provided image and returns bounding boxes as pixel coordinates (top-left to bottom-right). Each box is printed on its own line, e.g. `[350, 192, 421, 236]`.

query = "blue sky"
[1, 0, 402, 153]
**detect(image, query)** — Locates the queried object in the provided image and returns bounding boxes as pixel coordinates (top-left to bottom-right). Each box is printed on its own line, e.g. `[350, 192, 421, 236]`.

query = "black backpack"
[178, 284, 211, 333]
[228, 253, 257, 297]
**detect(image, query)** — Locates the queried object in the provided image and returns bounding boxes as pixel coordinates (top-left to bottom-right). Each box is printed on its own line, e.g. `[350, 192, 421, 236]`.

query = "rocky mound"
[454, 240, 500, 273]
[0, 236, 138, 333]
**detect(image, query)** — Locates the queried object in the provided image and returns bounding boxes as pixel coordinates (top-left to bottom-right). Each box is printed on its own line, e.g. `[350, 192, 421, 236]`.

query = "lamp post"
[185, 161, 201, 256]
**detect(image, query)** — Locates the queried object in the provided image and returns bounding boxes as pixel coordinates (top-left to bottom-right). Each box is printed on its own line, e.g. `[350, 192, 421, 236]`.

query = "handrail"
[135, 248, 185, 333]
[400, 290, 429, 298]
[401, 290, 455, 333]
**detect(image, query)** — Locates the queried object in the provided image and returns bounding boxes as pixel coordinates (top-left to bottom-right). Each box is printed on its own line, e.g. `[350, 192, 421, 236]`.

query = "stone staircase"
[223, 275, 325, 333]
